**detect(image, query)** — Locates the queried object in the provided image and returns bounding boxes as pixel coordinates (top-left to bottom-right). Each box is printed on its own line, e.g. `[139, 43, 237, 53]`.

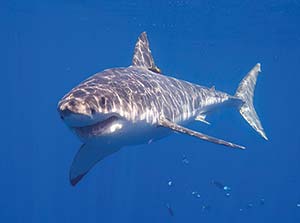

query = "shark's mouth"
[73, 116, 120, 138]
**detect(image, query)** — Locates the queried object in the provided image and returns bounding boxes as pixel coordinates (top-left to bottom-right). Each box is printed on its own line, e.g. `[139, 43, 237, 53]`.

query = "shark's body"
[58, 32, 268, 186]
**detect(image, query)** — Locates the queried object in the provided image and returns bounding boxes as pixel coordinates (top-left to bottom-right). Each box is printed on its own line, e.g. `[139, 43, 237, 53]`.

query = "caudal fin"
[235, 63, 268, 140]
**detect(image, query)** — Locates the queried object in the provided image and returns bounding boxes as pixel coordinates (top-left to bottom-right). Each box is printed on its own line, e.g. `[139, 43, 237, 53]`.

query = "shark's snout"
[58, 99, 95, 127]
[58, 99, 89, 115]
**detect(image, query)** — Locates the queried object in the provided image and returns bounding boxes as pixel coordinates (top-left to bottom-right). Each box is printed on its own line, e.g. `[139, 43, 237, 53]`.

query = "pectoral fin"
[70, 143, 120, 186]
[158, 118, 245, 149]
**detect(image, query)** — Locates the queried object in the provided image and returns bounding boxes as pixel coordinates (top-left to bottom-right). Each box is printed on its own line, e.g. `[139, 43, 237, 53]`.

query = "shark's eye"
[100, 97, 106, 107]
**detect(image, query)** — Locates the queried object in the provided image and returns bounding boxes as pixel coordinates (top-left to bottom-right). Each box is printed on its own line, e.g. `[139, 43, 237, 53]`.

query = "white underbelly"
[83, 120, 171, 147]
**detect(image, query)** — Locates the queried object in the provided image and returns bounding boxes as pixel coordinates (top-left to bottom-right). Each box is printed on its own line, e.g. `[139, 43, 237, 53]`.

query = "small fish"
[212, 180, 225, 189]
[191, 191, 201, 198]
[182, 155, 189, 164]
[202, 205, 211, 211]
[247, 203, 254, 208]
[166, 203, 174, 216]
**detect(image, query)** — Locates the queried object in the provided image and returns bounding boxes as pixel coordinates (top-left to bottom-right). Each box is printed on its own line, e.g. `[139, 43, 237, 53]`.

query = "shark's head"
[57, 81, 124, 141]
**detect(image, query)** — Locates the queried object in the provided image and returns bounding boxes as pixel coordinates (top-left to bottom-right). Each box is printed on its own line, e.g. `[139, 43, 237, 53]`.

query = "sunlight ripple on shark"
[57, 32, 268, 186]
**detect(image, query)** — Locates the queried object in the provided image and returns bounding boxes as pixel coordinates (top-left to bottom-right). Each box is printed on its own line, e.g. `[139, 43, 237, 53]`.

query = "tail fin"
[235, 63, 268, 140]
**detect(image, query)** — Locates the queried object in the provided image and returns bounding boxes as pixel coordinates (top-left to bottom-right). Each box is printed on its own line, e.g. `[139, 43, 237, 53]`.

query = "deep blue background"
[1, 0, 300, 222]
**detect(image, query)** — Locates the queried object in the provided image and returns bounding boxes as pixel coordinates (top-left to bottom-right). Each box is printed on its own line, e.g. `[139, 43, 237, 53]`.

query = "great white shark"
[58, 32, 268, 186]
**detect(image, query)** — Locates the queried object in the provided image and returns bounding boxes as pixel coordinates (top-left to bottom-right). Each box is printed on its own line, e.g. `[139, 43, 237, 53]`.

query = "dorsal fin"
[132, 32, 161, 73]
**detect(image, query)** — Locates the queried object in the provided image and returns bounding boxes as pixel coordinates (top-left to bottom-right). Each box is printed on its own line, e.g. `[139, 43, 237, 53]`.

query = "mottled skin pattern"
[59, 66, 240, 128]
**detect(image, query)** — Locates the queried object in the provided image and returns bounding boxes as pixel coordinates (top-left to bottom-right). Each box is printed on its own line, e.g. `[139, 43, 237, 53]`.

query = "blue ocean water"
[1, 0, 300, 222]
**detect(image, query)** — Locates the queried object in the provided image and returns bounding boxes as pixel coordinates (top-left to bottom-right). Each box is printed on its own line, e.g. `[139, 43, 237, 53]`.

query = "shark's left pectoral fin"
[158, 118, 245, 150]
[70, 143, 120, 186]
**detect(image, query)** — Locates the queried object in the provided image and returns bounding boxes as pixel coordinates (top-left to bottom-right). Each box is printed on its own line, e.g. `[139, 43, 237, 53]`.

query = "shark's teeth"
[73, 116, 120, 138]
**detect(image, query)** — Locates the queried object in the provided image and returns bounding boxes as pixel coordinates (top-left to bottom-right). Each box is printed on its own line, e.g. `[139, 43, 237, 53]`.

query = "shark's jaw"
[72, 115, 123, 139]
[58, 100, 125, 140]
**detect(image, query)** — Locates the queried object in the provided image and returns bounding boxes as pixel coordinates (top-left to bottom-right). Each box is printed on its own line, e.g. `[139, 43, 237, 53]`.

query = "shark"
[58, 32, 268, 186]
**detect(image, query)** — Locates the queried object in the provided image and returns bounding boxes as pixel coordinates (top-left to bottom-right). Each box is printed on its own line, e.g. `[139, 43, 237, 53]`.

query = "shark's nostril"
[69, 100, 76, 107]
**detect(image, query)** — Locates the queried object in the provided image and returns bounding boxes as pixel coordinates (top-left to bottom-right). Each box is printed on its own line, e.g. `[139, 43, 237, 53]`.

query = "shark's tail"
[235, 63, 268, 140]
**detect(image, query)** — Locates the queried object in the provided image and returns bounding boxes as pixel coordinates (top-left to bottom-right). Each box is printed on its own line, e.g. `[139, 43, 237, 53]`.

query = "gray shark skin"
[58, 32, 268, 186]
